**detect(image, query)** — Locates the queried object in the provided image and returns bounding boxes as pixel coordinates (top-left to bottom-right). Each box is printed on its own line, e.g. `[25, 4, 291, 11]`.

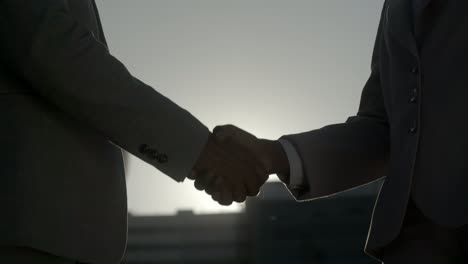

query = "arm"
[275, 2, 390, 200]
[210, 11, 389, 199]
[0, 0, 210, 182]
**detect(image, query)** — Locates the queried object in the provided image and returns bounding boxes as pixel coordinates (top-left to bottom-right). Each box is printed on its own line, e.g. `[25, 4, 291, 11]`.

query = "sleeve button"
[157, 154, 169, 164]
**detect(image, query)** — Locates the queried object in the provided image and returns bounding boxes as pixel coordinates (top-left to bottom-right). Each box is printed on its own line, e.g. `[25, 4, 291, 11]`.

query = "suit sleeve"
[280, 2, 390, 200]
[0, 0, 210, 182]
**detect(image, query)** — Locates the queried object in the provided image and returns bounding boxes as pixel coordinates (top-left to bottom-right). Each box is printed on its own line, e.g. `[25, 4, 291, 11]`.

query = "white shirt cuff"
[278, 139, 307, 190]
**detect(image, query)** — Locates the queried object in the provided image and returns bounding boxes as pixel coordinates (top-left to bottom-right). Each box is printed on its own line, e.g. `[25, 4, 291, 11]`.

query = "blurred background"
[95, 0, 385, 263]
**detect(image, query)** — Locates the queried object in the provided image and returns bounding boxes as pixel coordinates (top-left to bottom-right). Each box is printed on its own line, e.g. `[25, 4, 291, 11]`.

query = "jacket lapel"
[385, 0, 418, 55]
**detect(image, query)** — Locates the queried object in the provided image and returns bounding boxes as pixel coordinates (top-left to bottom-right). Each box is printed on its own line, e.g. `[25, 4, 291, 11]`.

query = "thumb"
[213, 125, 232, 142]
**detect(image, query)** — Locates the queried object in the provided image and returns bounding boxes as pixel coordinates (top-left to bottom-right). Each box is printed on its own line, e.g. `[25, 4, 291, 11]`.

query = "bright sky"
[95, 0, 385, 215]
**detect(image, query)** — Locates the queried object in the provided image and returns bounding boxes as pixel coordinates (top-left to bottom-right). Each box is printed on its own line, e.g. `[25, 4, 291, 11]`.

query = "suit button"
[148, 150, 158, 160]
[157, 154, 168, 164]
[409, 126, 418, 134]
[409, 88, 417, 103]
[139, 144, 150, 154]
[411, 66, 419, 74]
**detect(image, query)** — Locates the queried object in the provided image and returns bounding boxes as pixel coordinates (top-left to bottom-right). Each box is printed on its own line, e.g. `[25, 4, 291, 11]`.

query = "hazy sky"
[95, 0, 385, 215]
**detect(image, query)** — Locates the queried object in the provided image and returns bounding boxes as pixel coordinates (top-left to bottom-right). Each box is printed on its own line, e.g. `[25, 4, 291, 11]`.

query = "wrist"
[260, 139, 290, 178]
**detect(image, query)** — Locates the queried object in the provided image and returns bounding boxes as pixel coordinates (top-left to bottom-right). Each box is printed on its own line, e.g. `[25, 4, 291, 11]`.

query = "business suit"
[280, 0, 468, 261]
[0, 0, 210, 263]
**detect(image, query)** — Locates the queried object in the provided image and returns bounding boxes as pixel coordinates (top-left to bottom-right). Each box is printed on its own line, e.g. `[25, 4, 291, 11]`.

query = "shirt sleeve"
[278, 139, 309, 193]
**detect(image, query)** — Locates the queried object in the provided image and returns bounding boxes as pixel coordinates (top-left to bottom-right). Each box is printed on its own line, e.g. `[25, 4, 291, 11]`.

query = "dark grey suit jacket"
[0, 1, 209, 263]
[281, 0, 468, 260]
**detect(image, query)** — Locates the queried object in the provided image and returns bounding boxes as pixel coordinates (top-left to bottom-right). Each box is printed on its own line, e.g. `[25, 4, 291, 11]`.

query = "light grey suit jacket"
[0, 1, 209, 263]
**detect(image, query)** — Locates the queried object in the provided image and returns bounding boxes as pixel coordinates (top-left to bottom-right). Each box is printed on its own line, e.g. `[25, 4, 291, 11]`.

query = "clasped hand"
[188, 125, 278, 206]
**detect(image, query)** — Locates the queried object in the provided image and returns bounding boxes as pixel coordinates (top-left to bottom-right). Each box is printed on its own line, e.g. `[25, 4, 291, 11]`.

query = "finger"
[212, 191, 221, 203]
[213, 125, 228, 141]
[188, 169, 198, 180]
[194, 180, 206, 191]
[219, 191, 233, 206]
[195, 169, 217, 192]
[193, 170, 208, 191]
[232, 188, 247, 203]
[213, 125, 236, 143]
[210, 176, 226, 201]
[210, 173, 225, 192]
[207, 162, 237, 205]
[231, 171, 248, 203]
[213, 177, 234, 206]
[204, 170, 220, 195]
[245, 179, 259, 197]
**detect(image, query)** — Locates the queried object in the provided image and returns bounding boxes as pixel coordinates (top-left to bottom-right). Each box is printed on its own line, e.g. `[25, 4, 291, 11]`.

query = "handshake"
[188, 125, 290, 206]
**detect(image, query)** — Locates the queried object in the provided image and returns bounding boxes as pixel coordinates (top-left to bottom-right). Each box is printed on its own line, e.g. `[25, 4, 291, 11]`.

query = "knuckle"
[194, 182, 204, 191]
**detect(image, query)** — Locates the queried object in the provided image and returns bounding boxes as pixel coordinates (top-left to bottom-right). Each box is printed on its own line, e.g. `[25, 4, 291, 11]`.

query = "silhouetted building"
[123, 181, 383, 264]
[246, 183, 380, 264]
[124, 211, 247, 264]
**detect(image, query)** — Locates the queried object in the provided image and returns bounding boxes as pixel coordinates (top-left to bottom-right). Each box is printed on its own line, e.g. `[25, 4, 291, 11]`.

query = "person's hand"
[212, 125, 291, 183]
[189, 133, 268, 205]
[189, 125, 290, 206]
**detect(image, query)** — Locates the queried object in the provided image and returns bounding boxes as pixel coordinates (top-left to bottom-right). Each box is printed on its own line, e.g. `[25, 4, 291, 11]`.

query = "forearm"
[281, 116, 389, 200]
[0, 0, 210, 181]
